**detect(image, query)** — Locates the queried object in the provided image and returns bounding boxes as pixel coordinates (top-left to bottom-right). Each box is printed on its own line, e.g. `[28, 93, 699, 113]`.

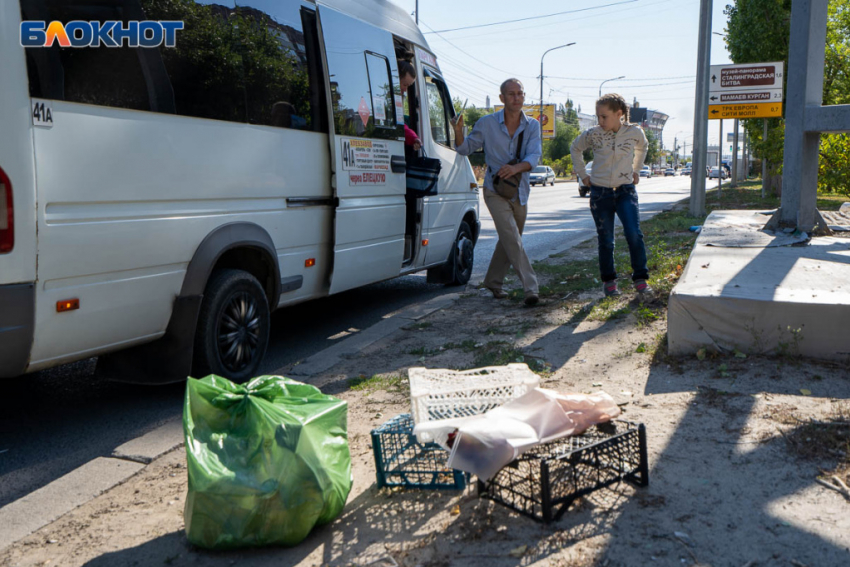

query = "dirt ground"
[3, 242, 850, 567]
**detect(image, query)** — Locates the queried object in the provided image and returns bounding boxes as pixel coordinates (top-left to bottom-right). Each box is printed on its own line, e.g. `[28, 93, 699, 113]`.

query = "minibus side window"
[21, 0, 153, 112]
[425, 74, 455, 148]
[364, 53, 396, 130]
[234, 0, 325, 132]
[20, 0, 326, 131]
[322, 8, 403, 140]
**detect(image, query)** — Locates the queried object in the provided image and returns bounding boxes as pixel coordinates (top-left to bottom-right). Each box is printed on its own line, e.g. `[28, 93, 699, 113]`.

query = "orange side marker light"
[305, 258, 316, 267]
[57, 298, 79, 312]
[421, 239, 429, 246]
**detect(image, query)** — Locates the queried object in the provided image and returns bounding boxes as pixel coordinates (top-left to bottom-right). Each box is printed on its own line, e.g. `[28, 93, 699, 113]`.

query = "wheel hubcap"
[456, 236, 473, 274]
[217, 291, 260, 372]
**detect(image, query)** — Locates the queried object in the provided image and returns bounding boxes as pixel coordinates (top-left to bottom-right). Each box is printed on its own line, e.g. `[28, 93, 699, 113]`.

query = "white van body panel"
[0, 1, 37, 286]
[320, 0, 428, 47]
[29, 101, 331, 366]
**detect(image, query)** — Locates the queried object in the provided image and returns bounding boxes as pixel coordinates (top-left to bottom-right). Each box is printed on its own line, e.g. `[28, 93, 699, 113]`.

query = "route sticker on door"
[341, 138, 390, 186]
[373, 95, 386, 122]
[32, 99, 54, 128]
[358, 97, 371, 127]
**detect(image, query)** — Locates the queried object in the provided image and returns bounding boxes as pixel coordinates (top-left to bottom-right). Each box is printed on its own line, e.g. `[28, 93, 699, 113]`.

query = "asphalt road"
[0, 174, 700, 509]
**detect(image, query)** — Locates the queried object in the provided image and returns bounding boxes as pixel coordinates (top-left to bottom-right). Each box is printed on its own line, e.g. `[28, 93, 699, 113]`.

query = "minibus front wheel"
[193, 269, 271, 382]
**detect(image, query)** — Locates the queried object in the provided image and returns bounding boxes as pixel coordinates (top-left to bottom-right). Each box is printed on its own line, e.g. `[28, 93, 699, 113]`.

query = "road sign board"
[708, 102, 783, 120]
[708, 89, 783, 103]
[709, 61, 784, 92]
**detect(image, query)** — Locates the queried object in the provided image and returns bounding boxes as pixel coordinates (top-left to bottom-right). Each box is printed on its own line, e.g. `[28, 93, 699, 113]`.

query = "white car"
[639, 166, 652, 178]
[576, 161, 593, 197]
[529, 165, 555, 186]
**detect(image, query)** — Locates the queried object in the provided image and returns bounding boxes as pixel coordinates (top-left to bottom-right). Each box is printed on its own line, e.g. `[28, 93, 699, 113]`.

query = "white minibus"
[0, 0, 479, 382]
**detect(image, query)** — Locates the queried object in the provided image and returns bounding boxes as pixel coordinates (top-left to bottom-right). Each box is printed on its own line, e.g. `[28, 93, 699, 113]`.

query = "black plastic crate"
[371, 413, 467, 490]
[477, 420, 648, 522]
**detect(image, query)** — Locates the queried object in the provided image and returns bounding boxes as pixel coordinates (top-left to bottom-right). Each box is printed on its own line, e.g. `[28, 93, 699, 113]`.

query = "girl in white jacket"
[570, 93, 651, 297]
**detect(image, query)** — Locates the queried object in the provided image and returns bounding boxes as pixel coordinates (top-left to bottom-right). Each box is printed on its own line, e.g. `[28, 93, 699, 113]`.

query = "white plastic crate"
[408, 364, 539, 434]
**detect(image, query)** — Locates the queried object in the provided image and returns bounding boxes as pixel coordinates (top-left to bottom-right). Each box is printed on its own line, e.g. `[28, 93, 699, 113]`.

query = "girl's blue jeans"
[589, 184, 649, 283]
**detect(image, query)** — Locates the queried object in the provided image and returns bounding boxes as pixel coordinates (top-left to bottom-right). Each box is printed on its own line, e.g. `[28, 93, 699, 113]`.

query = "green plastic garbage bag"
[183, 375, 352, 549]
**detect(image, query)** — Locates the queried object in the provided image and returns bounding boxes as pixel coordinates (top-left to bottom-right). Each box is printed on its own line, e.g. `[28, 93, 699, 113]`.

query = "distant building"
[630, 99, 669, 147]
[576, 111, 596, 131]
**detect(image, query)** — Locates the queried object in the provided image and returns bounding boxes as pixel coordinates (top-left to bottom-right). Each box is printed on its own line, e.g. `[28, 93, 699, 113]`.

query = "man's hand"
[633, 172, 640, 185]
[452, 115, 464, 135]
[497, 163, 521, 179]
[581, 176, 591, 187]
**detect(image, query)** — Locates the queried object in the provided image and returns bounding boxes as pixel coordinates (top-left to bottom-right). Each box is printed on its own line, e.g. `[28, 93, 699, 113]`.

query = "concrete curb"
[0, 419, 185, 552]
[286, 293, 461, 379]
[0, 457, 145, 551]
[111, 418, 184, 464]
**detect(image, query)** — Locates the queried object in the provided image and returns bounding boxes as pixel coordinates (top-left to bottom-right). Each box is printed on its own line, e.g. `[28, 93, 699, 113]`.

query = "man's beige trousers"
[482, 189, 539, 294]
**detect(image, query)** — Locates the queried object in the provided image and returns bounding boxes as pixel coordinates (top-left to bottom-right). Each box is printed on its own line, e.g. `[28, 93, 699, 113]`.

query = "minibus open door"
[317, 4, 407, 294]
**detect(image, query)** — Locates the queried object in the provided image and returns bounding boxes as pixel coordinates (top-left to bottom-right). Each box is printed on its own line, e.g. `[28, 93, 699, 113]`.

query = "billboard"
[494, 104, 556, 139]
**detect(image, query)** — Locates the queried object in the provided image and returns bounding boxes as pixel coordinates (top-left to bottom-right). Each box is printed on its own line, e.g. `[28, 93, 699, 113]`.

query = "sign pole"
[689, 0, 712, 218]
[761, 118, 768, 198]
[718, 119, 723, 198]
[731, 119, 739, 188]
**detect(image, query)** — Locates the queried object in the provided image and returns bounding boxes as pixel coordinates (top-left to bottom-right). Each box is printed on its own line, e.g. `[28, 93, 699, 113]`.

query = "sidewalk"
[2, 184, 849, 567]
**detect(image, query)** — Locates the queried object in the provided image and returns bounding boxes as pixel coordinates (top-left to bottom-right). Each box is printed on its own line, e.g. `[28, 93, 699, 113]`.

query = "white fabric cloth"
[413, 388, 621, 480]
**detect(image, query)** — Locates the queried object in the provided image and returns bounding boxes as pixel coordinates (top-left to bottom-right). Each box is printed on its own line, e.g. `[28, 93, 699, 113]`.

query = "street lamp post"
[540, 43, 576, 140]
[598, 75, 625, 98]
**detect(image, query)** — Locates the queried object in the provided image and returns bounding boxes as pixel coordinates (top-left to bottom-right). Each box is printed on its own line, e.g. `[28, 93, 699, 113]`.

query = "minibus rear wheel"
[193, 269, 270, 383]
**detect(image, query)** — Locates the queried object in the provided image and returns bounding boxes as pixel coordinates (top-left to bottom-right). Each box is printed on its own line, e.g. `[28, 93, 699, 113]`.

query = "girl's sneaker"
[634, 279, 653, 294]
[603, 280, 621, 297]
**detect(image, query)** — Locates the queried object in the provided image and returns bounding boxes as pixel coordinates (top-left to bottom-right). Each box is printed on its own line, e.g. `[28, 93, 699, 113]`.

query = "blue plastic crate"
[371, 413, 467, 490]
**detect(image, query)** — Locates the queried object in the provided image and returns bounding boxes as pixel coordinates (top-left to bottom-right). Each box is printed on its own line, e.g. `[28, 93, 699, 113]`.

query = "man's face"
[400, 73, 415, 92]
[499, 82, 525, 112]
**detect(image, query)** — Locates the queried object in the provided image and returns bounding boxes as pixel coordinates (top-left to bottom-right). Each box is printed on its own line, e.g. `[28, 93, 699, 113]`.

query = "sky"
[390, 0, 748, 157]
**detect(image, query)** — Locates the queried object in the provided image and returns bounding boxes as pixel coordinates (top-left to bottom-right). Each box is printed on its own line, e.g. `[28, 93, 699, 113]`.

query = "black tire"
[193, 269, 270, 382]
[431, 221, 474, 286]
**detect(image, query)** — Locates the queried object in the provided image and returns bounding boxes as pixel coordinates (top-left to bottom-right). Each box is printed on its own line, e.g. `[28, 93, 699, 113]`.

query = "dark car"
[530, 165, 555, 187]
[576, 161, 593, 197]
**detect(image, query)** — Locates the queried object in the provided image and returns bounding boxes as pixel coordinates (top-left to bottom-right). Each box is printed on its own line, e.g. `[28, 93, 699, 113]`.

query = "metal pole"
[540, 43, 576, 142]
[599, 76, 625, 99]
[743, 126, 749, 181]
[718, 119, 723, 198]
[540, 60, 544, 142]
[415, 0, 418, 24]
[674, 136, 678, 168]
[689, 0, 712, 218]
[761, 118, 768, 198]
[731, 119, 739, 187]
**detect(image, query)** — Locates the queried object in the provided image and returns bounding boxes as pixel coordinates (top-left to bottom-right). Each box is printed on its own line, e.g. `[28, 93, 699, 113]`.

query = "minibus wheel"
[450, 221, 474, 285]
[193, 269, 270, 382]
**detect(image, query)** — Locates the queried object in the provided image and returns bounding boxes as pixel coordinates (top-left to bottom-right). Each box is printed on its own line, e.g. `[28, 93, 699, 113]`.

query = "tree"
[645, 130, 660, 166]
[543, 119, 580, 162]
[724, 0, 850, 195]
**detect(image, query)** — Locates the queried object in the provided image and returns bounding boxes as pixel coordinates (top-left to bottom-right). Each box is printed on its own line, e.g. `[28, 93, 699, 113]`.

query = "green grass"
[468, 341, 550, 375]
[695, 180, 846, 213]
[347, 373, 407, 395]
